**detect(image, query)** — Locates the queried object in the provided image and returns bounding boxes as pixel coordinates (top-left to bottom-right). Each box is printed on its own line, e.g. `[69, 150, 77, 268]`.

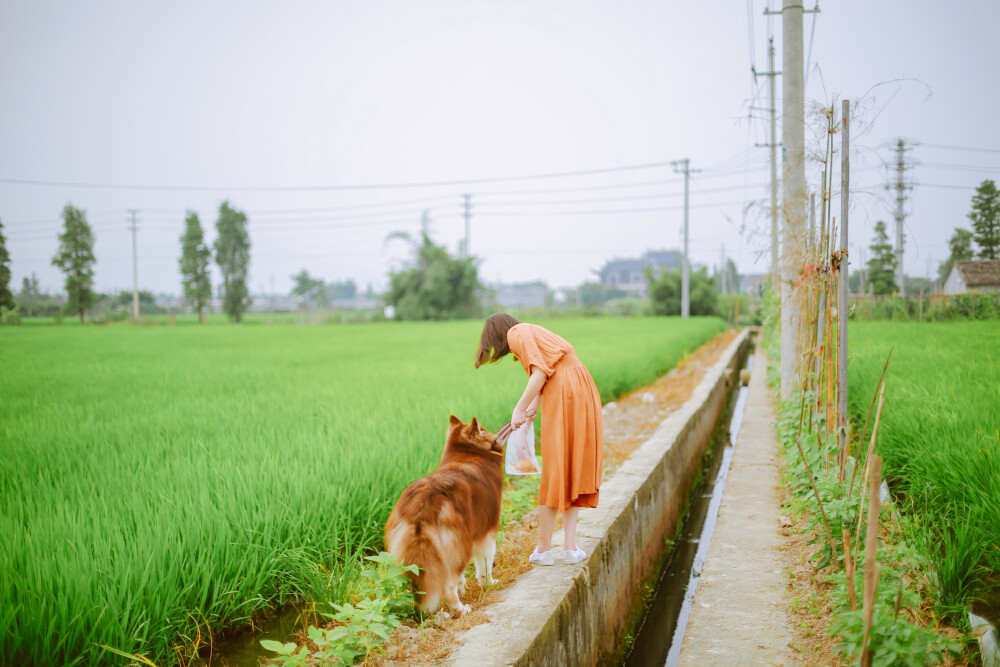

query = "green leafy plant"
[261, 552, 418, 666]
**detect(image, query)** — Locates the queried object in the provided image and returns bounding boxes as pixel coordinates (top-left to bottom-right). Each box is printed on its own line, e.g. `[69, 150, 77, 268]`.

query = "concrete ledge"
[447, 328, 752, 666]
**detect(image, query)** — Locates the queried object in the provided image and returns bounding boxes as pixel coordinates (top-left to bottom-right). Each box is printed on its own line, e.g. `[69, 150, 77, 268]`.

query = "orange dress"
[507, 323, 603, 510]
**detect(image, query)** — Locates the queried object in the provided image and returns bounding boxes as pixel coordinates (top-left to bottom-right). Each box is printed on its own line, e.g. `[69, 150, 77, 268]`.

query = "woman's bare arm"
[512, 367, 546, 428]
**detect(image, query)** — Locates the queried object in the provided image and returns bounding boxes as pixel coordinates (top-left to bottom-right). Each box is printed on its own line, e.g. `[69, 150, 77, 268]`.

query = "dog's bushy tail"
[387, 519, 447, 613]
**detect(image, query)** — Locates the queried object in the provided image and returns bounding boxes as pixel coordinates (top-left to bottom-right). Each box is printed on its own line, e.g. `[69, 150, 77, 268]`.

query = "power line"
[0, 161, 765, 194]
[917, 142, 1000, 154]
[3, 209, 130, 228]
[141, 195, 457, 217]
[917, 182, 978, 190]
[476, 184, 767, 208]
[918, 162, 1000, 173]
[0, 160, 687, 192]
[471, 199, 754, 218]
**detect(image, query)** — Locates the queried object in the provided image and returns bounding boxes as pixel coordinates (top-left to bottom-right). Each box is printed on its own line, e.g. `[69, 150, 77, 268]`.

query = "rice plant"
[0, 316, 724, 666]
[848, 321, 1000, 619]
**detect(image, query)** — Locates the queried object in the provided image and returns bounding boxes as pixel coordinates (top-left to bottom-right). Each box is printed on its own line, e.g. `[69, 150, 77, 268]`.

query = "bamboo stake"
[843, 528, 857, 612]
[853, 383, 886, 570]
[851, 382, 887, 502]
[860, 455, 882, 667]
[838, 98, 851, 481]
[850, 347, 894, 494]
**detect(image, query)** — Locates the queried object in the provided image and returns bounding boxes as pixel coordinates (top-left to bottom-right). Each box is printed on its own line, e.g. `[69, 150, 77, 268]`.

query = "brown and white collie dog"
[384, 415, 504, 616]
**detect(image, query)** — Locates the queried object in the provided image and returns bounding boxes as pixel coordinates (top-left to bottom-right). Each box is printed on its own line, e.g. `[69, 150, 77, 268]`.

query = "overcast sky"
[2, 1, 998, 297]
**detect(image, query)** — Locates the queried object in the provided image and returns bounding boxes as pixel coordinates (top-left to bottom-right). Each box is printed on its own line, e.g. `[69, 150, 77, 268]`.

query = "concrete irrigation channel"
[445, 328, 753, 666]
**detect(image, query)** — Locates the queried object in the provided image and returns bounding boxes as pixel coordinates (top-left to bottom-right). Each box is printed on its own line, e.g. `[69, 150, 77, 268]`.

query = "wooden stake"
[851, 382, 886, 502]
[842, 528, 857, 612]
[860, 455, 882, 667]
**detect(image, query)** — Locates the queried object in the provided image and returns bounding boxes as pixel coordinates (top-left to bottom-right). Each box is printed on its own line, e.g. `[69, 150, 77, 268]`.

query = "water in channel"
[622, 353, 752, 667]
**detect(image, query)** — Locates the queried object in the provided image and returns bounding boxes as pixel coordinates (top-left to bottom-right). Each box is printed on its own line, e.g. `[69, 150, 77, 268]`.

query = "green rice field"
[0, 316, 725, 666]
[848, 321, 1000, 618]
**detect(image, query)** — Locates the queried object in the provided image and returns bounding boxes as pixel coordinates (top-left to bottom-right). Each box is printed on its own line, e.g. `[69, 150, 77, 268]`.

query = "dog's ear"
[449, 414, 463, 428]
[469, 417, 480, 432]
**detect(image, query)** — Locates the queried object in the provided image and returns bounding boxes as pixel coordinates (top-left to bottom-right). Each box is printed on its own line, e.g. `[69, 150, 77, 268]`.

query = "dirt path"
[372, 329, 742, 665]
[676, 348, 796, 666]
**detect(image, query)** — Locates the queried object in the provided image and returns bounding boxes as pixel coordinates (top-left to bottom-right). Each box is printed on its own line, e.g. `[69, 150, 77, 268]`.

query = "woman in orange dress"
[475, 313, 603, 565]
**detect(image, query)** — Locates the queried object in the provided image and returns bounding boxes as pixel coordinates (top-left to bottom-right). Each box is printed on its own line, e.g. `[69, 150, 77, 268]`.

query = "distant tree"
[646, 266, 719, 316]
[969, 179, 1000, 259]
[0, 218, 14, 310]
[905, 277, 935, 294]
[51, 204, 96, 323]
[572, 281, 627, 307]
[113, 289, 158, 313]
[328, 279, 357, 301]
[937, 228, 975, 283]
[19, 273, 39, 317]
[213, 201, 251, 323]
[866, 220, 898, 296]
[385, 232, 483, 320]
[179, 211, 212, 323]
[713, 258, 740, 295]
[290, 269, 329, 309]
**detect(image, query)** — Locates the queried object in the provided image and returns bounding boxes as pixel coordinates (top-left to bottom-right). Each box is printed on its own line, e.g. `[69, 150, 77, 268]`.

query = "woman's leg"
[538, 505, 557, 552]
[563, 506, 579, 552]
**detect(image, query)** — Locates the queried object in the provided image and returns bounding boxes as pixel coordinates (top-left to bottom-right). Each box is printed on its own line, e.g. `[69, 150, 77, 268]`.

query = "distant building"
[738, 272, 767, 296]
[943, 259, 1000, 295]
[494, 281, 549, 310]
[249, 294, 310, 312]
[597, 250, 681, 298]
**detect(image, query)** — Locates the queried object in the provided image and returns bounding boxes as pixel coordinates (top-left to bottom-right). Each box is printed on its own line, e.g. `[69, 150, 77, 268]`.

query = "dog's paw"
[478, 575, 499, 586]
[451, 602, 471, 617]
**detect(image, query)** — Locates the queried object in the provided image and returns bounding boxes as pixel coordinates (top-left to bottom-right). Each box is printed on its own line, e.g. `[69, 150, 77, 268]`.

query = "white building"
[943, 259, 1000, 295]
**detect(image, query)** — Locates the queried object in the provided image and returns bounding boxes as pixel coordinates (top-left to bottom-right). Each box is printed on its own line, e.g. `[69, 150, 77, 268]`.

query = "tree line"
[8, 180, 991, 323]
[0, 201, 252, 324]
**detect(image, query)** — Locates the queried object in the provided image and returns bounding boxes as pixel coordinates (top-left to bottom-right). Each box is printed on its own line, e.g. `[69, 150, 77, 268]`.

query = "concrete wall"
[447, 329, 751, 666]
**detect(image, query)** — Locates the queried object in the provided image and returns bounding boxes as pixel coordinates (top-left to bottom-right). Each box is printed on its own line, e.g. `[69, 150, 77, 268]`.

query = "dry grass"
[603, 328, 741, 471]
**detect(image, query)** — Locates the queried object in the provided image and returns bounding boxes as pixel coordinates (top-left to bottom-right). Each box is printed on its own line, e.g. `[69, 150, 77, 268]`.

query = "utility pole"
[859, 246, 866, 295]
[129, 209, 139, 320]
[421, 210, 430, 238]
[462, 194, 472, 258]
[774, 0, 809, 398]
[269, 274, 275, 325]
[767, 39, 779, 283]
[753, 37, 781, 283]
[892, 139, 909, 295]
[671, 158, 699, 318]
[809, 192, 816, 256]
[719, 244, 728, 295]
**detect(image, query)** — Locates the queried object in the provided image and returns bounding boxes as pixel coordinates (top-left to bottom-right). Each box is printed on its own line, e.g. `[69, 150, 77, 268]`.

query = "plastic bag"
[505, 423, 540, 475]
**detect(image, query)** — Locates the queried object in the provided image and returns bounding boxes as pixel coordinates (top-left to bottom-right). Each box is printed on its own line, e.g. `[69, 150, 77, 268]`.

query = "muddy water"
[190, 604, 309, 667]
[621, 353, 752, 667]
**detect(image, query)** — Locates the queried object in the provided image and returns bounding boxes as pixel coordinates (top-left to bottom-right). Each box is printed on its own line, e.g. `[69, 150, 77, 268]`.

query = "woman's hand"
[511, 406, 527, 429]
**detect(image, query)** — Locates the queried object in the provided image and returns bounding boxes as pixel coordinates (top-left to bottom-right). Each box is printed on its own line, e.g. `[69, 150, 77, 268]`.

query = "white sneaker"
[563, 547, 587, 565]
[528, 547, 555, 566]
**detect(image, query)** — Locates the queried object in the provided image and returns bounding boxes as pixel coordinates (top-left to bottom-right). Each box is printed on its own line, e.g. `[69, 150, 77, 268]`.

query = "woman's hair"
[475, 313, 520, 368]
